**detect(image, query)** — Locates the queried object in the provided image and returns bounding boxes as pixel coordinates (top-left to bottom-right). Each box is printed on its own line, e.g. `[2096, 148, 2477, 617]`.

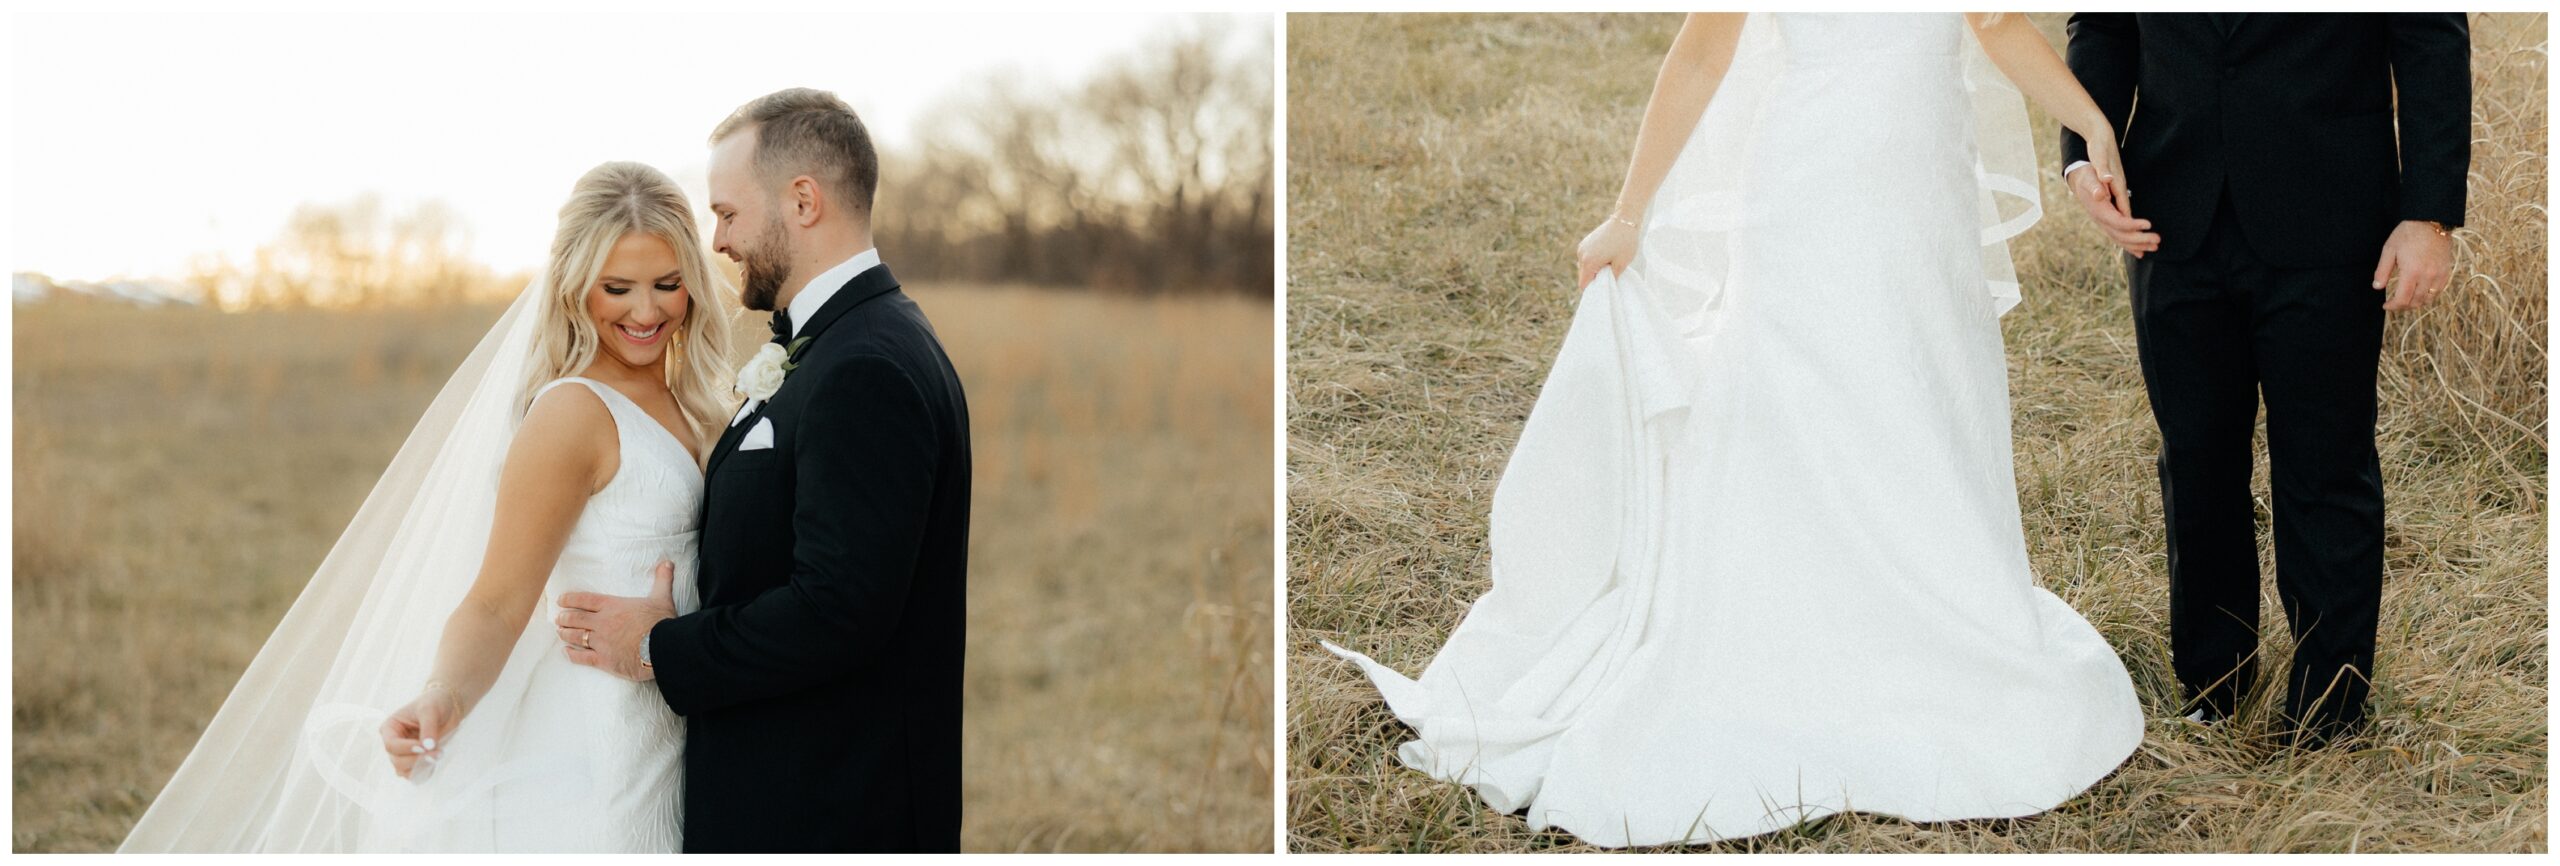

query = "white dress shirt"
[783, 247, 881, 340]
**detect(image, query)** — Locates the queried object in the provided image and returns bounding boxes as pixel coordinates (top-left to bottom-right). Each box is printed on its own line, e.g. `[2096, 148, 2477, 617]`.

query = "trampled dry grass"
[1286, 13, 2545, 853]
[12, 285, 1273, 852]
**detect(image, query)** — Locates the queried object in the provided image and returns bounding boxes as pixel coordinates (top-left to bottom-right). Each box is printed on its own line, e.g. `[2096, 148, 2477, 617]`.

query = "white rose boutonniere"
[735, 343, 791, 401]
[735, 336, 816, 401]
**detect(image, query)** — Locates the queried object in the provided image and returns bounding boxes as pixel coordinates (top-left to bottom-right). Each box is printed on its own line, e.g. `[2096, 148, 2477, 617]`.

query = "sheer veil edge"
[119, 282, 590, 852]
[1634, 11, 2042, 329]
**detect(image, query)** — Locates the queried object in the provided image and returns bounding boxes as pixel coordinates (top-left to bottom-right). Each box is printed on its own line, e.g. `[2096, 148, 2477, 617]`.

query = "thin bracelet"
[1608, 196, 1645, 229]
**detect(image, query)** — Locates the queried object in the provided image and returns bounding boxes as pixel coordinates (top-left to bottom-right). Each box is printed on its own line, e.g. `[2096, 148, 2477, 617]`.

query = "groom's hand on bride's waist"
[556, 560, 678, 682]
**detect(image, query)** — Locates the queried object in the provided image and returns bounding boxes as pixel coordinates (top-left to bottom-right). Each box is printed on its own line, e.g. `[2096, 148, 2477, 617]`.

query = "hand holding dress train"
[1324, 14, 2143, 848]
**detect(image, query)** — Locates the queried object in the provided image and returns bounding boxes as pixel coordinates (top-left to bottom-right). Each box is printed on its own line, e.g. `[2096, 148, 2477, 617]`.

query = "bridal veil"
[121, 283, 595, 851]
[1638, 12, 2043, 328]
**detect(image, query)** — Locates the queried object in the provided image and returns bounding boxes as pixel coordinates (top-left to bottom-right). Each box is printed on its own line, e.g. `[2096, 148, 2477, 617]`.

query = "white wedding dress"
[365, 376, 704, 852]
[121, 287, 704, 852]
[1324, 13, 2143, 848]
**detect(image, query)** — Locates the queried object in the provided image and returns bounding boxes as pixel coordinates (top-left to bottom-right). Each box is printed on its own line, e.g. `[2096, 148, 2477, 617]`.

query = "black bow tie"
[769, 310, 793, 346]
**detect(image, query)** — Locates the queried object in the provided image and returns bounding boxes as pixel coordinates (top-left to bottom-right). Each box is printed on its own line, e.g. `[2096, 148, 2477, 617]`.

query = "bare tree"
[198, 194, 501, 309]
[875, 16, 1274, 297]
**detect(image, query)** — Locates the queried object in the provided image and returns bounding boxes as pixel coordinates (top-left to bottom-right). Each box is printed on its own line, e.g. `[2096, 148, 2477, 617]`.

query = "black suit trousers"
[2128, 190, 2385, 734]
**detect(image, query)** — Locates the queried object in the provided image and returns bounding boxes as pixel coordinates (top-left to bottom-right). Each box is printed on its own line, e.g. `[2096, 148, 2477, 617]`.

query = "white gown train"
[1324, 13, 2143, 848]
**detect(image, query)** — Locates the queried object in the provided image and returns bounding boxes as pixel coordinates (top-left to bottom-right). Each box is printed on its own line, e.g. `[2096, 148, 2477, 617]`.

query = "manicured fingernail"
[2372, 280, 2384, 289]
[423, 738, 436, 750]
[411, 745, 425, 754]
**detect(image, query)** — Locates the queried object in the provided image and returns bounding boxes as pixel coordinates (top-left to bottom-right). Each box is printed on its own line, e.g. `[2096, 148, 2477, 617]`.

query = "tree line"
[880, 20, 1273, 297]
[178, 20, 1271, 310]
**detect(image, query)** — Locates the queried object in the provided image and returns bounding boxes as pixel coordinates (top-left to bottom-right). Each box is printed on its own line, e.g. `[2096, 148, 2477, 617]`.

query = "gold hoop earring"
[665, 326, 685, 387]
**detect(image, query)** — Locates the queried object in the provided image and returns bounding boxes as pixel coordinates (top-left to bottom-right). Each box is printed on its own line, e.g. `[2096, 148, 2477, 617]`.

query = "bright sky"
[10, 7, 1261, 282]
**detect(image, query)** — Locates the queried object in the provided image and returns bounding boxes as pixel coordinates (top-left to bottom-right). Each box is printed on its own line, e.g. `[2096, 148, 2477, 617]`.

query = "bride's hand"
[1576, 216, 1641, 289]
[2065, 125, 2158, 258]
[2081, 129, 2135, 225]
[380, 682, 462, 781]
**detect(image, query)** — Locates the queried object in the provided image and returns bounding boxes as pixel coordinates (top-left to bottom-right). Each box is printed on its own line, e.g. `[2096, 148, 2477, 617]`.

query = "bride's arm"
[379, 386, 612, 778]
[1577, 12, 1745, 289]
[1967, 13, 2131, 217]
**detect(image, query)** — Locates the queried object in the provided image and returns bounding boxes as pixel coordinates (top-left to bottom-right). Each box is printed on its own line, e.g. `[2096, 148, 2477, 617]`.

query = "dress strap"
[533, 377, 624, 410]
[530, 377, 638, 431]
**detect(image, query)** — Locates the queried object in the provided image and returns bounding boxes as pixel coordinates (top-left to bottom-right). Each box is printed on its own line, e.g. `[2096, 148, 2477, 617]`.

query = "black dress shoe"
[2280, 716, 2365, 749]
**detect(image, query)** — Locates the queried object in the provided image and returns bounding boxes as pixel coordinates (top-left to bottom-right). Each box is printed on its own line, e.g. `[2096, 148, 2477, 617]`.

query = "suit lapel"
[794, 263, 901, 347]
[699, 264, 900, 483]
[2216, 13, 2267, 57]
[703, 400, 760, 480]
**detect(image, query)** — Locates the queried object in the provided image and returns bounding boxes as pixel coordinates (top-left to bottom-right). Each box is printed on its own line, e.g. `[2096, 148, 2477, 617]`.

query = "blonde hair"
[522, 161, 739, 443]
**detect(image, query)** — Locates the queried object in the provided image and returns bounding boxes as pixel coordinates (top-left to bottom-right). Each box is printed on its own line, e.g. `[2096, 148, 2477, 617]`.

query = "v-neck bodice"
[532, 377, 705, 542]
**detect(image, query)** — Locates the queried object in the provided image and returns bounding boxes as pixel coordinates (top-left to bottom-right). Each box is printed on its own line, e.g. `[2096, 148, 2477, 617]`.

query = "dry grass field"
[1287, 13, 2545, 853]
[12, 284, 1273, 852]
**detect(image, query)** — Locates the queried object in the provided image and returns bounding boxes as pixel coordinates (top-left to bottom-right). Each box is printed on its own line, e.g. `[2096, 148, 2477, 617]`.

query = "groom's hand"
[2065, 165, 2159, 258]
[556, 560, 678, 682]
[2374, 220, 2455, 312]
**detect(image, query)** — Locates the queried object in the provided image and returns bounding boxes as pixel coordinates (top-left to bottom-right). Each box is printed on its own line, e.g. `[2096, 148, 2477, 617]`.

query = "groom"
[556, 88, 973, 850]
[2059, 14, 2469, 745]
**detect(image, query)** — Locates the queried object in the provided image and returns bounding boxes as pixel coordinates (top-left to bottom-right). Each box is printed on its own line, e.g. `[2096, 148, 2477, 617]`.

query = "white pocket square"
[738, 417, 776, 451]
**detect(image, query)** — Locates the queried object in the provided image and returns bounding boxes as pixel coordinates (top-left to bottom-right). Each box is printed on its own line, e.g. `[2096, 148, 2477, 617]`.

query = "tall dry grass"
[12, 285, 1273, 852]
[1286, 13, 2545, 853]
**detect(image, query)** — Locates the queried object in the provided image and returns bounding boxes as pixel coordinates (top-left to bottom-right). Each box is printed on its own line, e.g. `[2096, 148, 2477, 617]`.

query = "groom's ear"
[787, 175, 826, 228]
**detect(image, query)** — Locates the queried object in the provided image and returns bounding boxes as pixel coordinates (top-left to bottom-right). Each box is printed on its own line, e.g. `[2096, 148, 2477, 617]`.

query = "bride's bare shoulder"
[512, 380, 620, 495]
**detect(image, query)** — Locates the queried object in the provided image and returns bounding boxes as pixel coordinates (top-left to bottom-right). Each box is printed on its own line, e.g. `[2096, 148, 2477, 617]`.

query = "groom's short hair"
[711, 88, 879, 218]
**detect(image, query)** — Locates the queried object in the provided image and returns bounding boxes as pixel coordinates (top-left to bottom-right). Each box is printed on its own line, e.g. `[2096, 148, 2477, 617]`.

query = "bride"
[1323, 13, 2145, 848]
[119, 162, 740, 852]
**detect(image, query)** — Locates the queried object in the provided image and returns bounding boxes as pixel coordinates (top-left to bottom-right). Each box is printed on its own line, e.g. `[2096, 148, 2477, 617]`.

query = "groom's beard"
[739, 220, 792, 312]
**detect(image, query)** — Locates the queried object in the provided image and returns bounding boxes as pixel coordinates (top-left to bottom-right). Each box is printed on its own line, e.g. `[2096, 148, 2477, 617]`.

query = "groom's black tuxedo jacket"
[2058, 13, 2470, 267]
[650, 263, 971, 853]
